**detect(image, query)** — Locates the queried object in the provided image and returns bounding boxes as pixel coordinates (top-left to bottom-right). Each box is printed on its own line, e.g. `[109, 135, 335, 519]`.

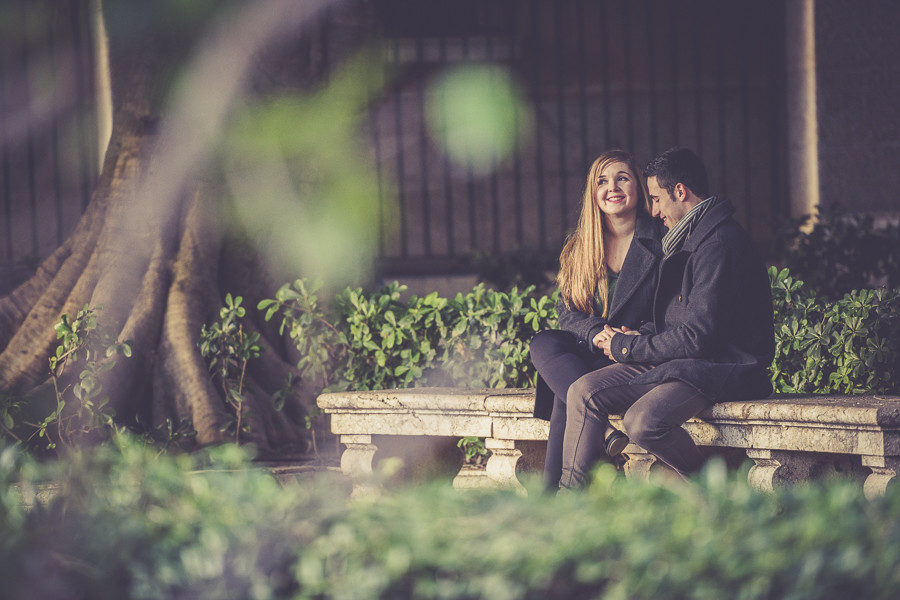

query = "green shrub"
[199, 293, 263, 443]
[434, 282, 557, 388]
[769, 267, 900, 394]
[259, 279, 558, 392]
[0, 305, 133, 452]
[1, 437, 345, 599]
[2, 435, 900, 599]
[261, 273, 900, 398]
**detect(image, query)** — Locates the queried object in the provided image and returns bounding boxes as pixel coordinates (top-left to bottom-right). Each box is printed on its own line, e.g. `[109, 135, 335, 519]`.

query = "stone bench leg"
[623, 446, 658, 481]
[746, 449, 816, 493]
[861, 455, 900, 500]
[339, 434, 378, 497]
[455, 440, 545, 493]
[484, 438, 526, 494]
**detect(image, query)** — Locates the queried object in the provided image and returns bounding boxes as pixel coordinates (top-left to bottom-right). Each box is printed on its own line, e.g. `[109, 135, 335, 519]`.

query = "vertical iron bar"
[768, 0, 787, 228]
[624, 0, 634, 152]
[415, 33, 432, 256]
[716, 7, 727, 198]
[48, 3, 64, 245]
[21, 1, 40, 258]
[693, 0, 703, 157]
[0, 50, 11, 261]
[83, 0, 97, 186]
[576, 0, 588, 173]
[368, 18, 387, 259]
[486, 13, 500, 254]
[554, 1, 568, 231]
[740, 3, 753, 229]
[600, 1, 611, 147]
[438, 33, 455, 257]
[669, 0, 679, 143]
[319, 4, 331, 81]
[507, 0, 524, 248]
[530, 0, 546, 250]
[71, 0, 94, 209]
[462, 30, 478, 253]
[647, 0, 658, 156]
[390, 35, 408, 257]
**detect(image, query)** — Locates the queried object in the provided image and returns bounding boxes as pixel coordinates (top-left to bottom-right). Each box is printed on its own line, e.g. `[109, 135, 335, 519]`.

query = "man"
[558, 147, 774, 488]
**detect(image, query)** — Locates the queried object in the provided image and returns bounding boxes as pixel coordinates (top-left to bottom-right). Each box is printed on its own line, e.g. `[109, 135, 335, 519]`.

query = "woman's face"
[594, 161, 640, 220]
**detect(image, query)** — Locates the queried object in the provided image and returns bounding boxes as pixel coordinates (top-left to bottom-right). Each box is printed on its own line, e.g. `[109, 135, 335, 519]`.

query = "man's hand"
[612, 325, 640, 336]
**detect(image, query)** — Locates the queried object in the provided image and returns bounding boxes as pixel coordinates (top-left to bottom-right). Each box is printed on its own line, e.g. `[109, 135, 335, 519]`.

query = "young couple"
[531, 147, 775, 490]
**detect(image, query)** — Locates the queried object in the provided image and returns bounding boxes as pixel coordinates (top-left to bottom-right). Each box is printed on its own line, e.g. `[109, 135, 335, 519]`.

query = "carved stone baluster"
[861, 455, 900, 500]
[485, 438, 526, 494]
[746, 449, 816, 493]
[340, 434, 379, 497]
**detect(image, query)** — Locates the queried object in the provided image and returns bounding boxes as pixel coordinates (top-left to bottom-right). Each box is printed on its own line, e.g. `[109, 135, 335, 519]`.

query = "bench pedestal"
[861, 455, 900, 499]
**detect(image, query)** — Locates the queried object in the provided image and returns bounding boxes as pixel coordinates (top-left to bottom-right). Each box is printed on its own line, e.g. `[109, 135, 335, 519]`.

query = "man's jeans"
[560, 362, 712, 489]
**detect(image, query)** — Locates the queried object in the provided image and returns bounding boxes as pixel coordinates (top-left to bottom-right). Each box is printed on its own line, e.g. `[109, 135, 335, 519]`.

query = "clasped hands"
[592, 324, 641, 360]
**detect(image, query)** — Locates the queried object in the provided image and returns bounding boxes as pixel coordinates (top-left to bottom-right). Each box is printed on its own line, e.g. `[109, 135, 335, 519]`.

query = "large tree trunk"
[0, 0, 338, 456]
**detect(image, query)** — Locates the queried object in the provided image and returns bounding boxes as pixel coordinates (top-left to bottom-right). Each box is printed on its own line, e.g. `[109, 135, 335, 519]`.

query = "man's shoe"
[605, 429, 629, 458]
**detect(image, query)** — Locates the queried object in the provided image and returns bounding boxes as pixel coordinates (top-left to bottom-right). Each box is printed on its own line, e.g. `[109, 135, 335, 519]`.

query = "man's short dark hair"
[645, 147, 709, 199]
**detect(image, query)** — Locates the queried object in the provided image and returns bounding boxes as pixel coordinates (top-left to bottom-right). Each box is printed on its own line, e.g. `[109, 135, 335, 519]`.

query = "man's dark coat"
[610, 199, 775, 401]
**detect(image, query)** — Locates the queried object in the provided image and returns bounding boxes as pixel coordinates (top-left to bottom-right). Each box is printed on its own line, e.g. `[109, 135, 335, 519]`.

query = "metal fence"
[0, 0, 98, 290]
[0, 0, 788, 289]
[366, 0, 788, 276]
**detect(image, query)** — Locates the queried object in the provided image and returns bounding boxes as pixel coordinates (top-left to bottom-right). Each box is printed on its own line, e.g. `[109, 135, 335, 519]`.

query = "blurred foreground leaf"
[426, 64, 532, 174]
[221, 49, 394, 289]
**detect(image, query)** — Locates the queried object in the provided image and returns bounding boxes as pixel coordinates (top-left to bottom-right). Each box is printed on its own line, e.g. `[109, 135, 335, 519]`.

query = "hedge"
[3, 437, 900, 599]
[261, 267, 900, 397]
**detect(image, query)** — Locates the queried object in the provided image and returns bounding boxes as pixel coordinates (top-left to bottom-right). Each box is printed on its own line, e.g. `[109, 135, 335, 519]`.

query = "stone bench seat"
[316, 388, 900, 498]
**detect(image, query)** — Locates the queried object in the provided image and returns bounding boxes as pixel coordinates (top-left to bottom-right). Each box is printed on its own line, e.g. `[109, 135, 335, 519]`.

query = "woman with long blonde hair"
[530, 149, 664, 489]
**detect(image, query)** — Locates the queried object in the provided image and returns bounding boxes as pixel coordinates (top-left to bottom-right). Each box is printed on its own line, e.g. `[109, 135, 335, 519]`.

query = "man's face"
[648, 176, 688, 229]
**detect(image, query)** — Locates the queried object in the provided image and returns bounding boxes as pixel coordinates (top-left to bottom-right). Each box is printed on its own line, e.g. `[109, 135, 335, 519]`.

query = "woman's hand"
[593, 325, 618, 359]
[592, 327, 611, 349]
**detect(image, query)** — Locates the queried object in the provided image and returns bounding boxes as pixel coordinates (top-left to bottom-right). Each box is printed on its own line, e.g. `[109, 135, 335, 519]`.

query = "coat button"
[621, 348, 628, 355]
[678, 294, 683, 302]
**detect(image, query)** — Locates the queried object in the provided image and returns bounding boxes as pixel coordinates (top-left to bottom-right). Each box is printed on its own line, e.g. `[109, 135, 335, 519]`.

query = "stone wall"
[815, 0, 900, 217]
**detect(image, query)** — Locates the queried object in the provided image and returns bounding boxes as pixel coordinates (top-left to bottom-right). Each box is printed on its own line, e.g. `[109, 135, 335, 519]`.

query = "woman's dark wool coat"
[533, 212, 664, 420]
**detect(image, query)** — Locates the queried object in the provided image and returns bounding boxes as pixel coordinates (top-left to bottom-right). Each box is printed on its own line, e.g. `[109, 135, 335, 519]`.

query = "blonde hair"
[557, 150, 650, 316]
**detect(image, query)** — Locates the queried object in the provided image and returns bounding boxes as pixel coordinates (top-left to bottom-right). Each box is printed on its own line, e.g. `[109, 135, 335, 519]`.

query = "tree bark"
[0, 0, 336, 456]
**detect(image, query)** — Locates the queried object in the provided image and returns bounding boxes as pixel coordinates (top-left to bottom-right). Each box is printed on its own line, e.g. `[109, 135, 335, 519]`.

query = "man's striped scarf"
[661, 195, 720, 258]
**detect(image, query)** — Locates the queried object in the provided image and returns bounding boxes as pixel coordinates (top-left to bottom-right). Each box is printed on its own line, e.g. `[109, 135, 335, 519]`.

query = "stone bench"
[316, 388, 900, 498]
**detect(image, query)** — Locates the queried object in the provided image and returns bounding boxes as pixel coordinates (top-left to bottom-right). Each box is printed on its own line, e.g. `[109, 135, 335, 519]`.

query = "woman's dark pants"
[529, 330, 610, 489]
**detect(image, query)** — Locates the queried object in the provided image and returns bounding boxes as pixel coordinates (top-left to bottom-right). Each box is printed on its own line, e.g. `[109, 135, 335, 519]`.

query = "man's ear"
[674, 182, 688, 201]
